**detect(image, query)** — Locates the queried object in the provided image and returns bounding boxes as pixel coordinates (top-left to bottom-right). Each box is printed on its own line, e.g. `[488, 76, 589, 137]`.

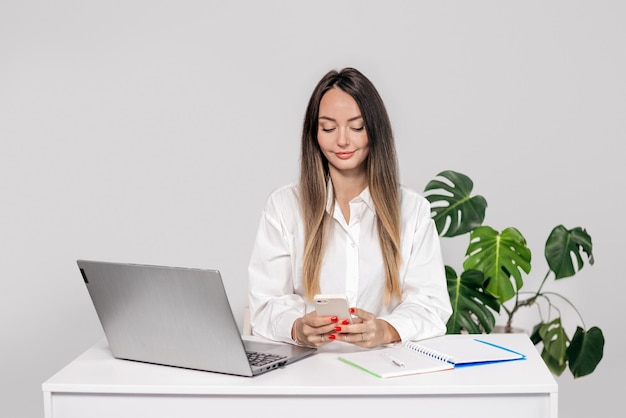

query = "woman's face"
[317, 88, 370, 178]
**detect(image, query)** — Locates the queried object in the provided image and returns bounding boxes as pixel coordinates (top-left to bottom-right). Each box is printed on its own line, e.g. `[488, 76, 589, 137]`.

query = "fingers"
[337, 331, 367, 343]
[332, 308, 379, 347]
[348, 306, 375, 322]
[304, 310, 343, 327]
[297, 313, 342, 347]
[296, 308, 382, 348]
[305, 331, 337, 347]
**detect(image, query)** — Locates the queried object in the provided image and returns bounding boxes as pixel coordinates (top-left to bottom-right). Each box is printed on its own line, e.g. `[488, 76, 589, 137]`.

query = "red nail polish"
[331, 316, 338, 322]
[334, 326, 342, 332]
[328, 334, 336, 340]
[350, 307, 355, 314]
[342, 319, 350, 325]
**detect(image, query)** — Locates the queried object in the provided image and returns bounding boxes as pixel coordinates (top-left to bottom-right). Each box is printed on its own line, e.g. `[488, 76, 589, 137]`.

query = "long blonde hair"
[299, 68, 402, 304]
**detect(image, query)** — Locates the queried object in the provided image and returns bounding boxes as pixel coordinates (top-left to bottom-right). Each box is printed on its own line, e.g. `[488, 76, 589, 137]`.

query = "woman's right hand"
[291, 311, 342, 347]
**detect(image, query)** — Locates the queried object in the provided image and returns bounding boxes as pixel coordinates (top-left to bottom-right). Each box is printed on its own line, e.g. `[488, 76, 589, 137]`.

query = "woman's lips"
[335, 151, 355, 160]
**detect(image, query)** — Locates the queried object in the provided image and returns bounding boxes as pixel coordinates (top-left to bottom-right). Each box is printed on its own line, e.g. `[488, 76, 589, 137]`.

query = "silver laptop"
[77, 260, 316, 376]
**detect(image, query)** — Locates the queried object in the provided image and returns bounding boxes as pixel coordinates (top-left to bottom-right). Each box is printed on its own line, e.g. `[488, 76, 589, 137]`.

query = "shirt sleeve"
[247, 189, 306, 344]
[379, 195, 453, 342]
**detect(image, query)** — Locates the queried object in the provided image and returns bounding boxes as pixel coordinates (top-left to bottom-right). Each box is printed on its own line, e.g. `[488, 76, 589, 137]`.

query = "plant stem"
[539, 291, 587, 329]
[503, 270, 550, 332]
[535, 270, 551, 295]
[505, 294, 538, 331]
[501, 267, 588, 332]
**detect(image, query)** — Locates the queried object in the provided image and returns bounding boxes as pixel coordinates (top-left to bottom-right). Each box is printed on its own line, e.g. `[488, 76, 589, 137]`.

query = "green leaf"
[538, 318, 569, 376]
[566, 326, 605, 378]
[529, 322, 545, 345]
[445, 266, 500, 334]
[424, 170, 487, 238]
[545, 225, 594, 280]
[463, 226, 532, 303]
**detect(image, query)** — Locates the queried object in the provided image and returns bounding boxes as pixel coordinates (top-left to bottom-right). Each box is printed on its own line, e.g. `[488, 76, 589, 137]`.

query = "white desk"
[42, 333, 558, 418]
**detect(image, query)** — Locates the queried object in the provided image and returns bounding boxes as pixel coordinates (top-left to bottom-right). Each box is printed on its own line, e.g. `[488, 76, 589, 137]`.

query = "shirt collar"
[325, 178, 376, 214]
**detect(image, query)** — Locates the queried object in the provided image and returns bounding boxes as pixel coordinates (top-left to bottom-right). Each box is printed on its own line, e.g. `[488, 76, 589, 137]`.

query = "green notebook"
[339, 335, 526, 378]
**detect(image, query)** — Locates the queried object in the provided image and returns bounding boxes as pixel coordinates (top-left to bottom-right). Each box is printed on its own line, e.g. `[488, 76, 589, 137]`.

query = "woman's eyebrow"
[318, 115, 363, 122]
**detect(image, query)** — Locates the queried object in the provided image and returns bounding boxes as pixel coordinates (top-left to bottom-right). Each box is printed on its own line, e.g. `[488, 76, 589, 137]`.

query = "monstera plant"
[423, 170, 604, 378]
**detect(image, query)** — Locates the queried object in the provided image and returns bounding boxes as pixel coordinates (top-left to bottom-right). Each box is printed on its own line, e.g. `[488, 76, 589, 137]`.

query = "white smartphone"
[313, 294, 353, 323]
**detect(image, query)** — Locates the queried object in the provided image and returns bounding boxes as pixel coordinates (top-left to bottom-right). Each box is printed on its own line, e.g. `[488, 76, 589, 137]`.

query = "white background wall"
[1, 1, 624, 417]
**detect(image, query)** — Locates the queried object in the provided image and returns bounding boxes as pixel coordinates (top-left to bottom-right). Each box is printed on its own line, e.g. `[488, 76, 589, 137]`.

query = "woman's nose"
[337, 128, 349, 146]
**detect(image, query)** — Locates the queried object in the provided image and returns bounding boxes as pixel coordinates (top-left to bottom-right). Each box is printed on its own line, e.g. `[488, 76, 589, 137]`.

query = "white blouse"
[248, 182, 452, 344]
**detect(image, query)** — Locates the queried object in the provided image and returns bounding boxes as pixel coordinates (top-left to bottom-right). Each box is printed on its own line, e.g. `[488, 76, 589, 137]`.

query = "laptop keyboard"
[246, 351, 287, 367]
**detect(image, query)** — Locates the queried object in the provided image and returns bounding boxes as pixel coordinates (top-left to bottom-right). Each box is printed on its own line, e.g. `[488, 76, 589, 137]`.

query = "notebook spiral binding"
[405, 341, 454, 363]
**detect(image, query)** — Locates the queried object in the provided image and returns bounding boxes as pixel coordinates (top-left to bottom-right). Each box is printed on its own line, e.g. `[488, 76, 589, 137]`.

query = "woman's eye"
[321, 127, 336, 133]
[351, 126, 365, 132]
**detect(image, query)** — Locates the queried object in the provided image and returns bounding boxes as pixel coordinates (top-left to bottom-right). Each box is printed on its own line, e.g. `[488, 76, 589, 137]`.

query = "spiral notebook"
[338, 335, 526, 378]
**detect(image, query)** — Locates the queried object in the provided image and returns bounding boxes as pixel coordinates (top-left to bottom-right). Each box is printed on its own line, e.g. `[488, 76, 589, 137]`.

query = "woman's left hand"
[337, 307, 401, 348]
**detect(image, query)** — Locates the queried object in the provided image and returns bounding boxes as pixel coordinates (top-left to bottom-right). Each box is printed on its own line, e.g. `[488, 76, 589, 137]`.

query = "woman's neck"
[329, 169, 368, 223]
[330, 168, 367, 199]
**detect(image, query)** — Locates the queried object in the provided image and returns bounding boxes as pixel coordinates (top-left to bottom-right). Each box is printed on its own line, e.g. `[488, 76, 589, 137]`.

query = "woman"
[248, 67, 451, 348]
